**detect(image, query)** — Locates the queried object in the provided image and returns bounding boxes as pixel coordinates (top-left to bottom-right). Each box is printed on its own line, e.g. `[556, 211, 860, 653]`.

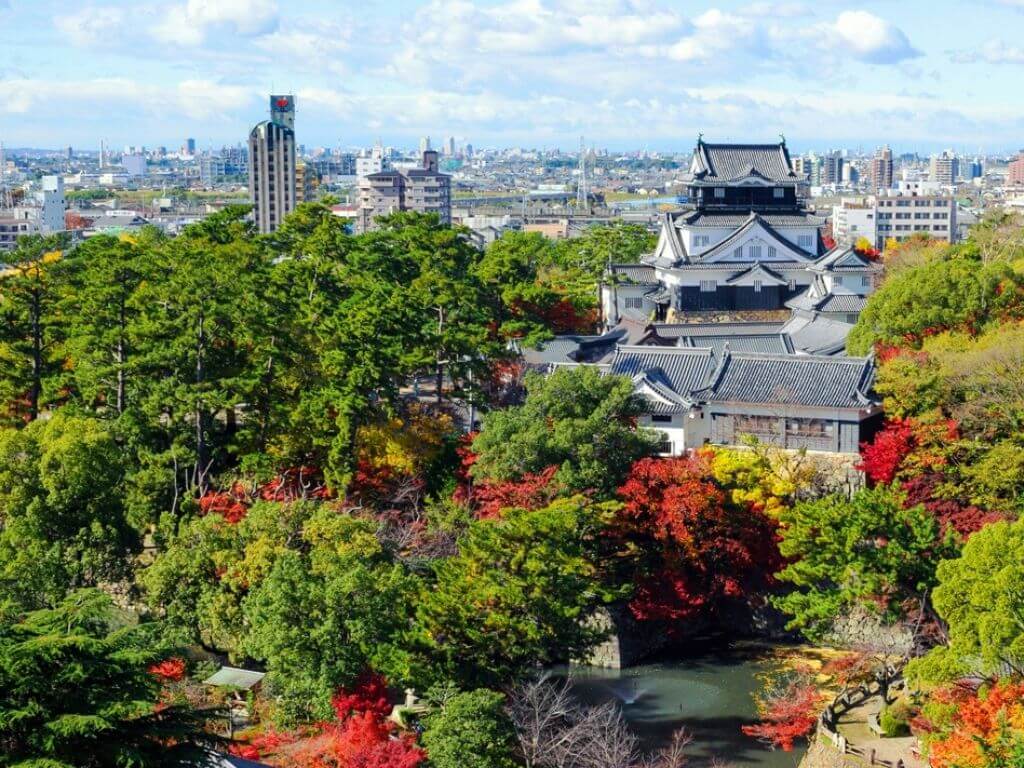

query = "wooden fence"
[816, 665, 914, 768]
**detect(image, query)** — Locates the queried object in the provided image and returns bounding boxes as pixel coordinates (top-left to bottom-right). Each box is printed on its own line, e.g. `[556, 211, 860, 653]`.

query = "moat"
[560, 643, 805, 768]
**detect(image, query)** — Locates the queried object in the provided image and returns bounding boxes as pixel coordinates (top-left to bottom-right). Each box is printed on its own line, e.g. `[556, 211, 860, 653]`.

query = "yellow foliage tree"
[356, 404, 455, 478]
[707, 444, 820, 517]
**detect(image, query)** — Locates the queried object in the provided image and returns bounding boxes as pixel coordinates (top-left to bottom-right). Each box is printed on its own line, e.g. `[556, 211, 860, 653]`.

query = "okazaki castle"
[601, 139, 879, 326]
[527, 140, 884, 458]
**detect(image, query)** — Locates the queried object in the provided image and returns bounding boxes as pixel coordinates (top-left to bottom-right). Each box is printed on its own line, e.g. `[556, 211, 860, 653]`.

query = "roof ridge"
[614, 344, 714, 356]
[725, 350, 869, 363]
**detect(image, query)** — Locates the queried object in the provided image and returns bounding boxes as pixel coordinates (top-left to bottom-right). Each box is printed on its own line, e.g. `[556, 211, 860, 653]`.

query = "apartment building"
[870, 145, 893, 191]
[356, 150, 451, 233]
[1008, 152, 1024, 186]
[929, 151, 959, 186]
[831, 198, 876, 246]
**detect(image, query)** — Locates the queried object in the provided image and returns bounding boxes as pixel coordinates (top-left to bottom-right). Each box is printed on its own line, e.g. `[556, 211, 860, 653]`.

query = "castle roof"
[690, 141, 798, 186]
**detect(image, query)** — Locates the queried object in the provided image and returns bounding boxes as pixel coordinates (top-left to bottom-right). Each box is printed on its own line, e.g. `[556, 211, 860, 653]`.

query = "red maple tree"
[617, 454, 780, 622]
[459, 465, 563, 519]
[147, 657, 186, 682]
[858, 418, 917, 485]
[332, 671, 392, 720]
[742, 677, 822, 751]
[290, 711, 425, 768]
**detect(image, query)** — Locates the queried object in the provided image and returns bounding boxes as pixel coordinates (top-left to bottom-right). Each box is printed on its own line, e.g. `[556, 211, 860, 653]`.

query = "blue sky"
[1, 0, 1023, 153]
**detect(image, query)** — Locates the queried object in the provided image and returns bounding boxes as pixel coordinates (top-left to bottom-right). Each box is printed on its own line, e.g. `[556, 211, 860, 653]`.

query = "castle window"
[773, 187, 784, 198]
[623, 297, 644, 310]
[768, 246, 777, 258]
[753, 279, 763, 293]
[798, 235, 812, 248]
[749, 245, 762, 259]
[714, 187, 725, 198]
[733, 247, 743, 259]
[699, 280, 717, 292]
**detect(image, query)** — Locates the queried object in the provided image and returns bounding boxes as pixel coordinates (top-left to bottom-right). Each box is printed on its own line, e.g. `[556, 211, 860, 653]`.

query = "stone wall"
[576, 605, 676, 669]
[823, 607, 915, 656]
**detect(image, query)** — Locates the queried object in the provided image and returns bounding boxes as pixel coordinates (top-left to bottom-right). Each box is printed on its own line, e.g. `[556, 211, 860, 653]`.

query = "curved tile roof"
[693, 352, 875, 409]
[691, 141, 798, 184]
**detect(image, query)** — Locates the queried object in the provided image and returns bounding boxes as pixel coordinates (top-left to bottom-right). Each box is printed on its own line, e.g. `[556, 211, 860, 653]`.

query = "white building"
[37, 175, 66, 234]
[832, 198, 876, 247]
[122, 154, 147, 177]
[874, 189, 956, 249]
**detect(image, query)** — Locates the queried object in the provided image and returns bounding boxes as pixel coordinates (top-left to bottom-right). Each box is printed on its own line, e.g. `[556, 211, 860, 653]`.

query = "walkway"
[834, 693, 926, 768]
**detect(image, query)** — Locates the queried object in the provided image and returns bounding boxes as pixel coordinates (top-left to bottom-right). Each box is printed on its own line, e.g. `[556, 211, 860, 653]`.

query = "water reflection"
[553, 642, 804, 768]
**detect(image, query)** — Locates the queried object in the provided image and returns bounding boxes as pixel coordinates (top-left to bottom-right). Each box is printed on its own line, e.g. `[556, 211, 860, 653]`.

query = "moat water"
[559, 643, 805, 768]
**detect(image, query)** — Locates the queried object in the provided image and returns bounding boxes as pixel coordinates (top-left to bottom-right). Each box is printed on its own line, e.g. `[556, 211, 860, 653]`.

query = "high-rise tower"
[270, 95, 295, 131]
[249, 94, 297, 234]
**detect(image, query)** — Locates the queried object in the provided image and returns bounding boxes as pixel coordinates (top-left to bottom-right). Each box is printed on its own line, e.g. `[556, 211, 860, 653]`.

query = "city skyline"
[2, 0, 1024, 152]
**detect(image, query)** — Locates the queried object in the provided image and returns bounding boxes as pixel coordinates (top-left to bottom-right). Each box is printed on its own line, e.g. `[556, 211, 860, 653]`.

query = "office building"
[295, 159, 317, 203]
[0, 215, 36, 252]
[822, 152, 844, 185]
[248, 120, 296, 234]
[122, 153, 147, 177]
[184, 138, 196, 156]
[269, 95, 295, 131]
[356, 143, 388, 179]
[419, 136, 431, 155]
[874, 189, 956, 249]
[356, 150, 451, 233]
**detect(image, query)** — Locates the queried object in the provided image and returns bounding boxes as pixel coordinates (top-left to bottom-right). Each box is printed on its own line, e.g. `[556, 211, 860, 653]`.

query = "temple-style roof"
[724, 262, 790, 286]
[609, 346, 716, 412]
[676, 333, 794, 356]
[204, 667, 265, 690]
[781, 314, 855, 356]
[644, 322, 786, 340]
[679, 210, 827, 228]
[695, 212, 817, 263]
[690, 141, 798, 185]
[607, 263, 658, 283]
[519, 324, 644, 368]
[811, 246, 882, 273]
[786, 275, 870, 315]
[692, 351, 875, 409]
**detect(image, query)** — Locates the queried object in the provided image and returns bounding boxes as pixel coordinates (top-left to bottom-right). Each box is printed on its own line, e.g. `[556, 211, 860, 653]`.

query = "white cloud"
[976, 39, 1024, 64]
[0, 77, 255, 122]
[153, 0, 279, 46]
[255, 24, 351, 74]
[832, 10, 920, 64]
[55, 6, 126, 47]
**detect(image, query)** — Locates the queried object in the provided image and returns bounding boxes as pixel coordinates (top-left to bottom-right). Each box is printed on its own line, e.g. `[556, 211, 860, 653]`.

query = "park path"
[834, 692, 926, 768]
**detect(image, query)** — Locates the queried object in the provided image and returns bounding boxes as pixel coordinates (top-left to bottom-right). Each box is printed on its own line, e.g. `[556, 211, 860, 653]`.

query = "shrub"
[879, 700, 912, 737]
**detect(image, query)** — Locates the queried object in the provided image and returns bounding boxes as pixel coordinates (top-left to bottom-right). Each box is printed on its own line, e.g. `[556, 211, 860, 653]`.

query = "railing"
[816, 664, 916, 768]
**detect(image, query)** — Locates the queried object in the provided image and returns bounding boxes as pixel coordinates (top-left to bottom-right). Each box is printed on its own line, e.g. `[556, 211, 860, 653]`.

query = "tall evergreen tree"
[0, 233, 69, 424]
[0, 589, 220, 767]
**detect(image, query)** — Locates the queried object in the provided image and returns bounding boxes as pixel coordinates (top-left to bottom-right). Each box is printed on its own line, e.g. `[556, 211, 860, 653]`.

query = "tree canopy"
[470, 366, 658, 496]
